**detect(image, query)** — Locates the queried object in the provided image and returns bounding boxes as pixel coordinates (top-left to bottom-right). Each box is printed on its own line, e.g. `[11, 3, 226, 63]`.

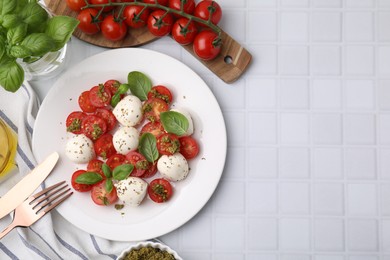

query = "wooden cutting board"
[44, 0, 252, 83]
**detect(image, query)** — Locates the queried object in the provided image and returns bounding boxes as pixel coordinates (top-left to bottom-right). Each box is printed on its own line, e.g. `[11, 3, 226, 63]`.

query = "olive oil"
[0, 119, 17, 182]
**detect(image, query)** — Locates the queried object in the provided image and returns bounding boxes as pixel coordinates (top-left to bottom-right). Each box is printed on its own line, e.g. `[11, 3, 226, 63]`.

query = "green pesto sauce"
[123, 246, 176, 260]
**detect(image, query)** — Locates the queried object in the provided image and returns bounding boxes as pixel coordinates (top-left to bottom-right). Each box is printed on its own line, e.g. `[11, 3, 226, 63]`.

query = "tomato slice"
[141, 162, 158, 179]
[157, 133, 180, 155]
[89, 84, 112, 108]
[71, 170, 94, 192]
[148, 178, 173, 203]
[94, 133, 116, 159]
[142, 97, 169, 122]
[104, 79, 121, 96]
[179, 136, 199, 159]
[106, 153, 128, 170]
[147, 85, 173, 104]
[66, 111, 86, 134]
[91, 180, 118, 206]
[140, 121, 165, 138]
[125, 151, 150, 177]
[78, 91, 97, 113]
[87, 159, 105, 179]
[95, 108, 117, 131]
[81, 115, 107, 141]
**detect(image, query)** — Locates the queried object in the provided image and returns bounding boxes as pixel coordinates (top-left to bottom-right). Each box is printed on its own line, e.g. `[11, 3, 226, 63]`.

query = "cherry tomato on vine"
[124, 5, 150, 28]
[193, 30, 221, 61]
[90, 0, 116, 12]
[77, 8, 101, 35]
[66, 0, 87, 12]
[101, 15, 128, 41]
[168, 0, 195, 17]
[147, 10, 174, 37]
[143, 0, 168, 6]
[194, 0, 222, 26]
[171, 18, 198, 45]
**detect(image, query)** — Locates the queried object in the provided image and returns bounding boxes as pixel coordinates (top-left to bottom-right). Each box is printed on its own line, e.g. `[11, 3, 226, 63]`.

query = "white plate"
[32, 48, 227, 241]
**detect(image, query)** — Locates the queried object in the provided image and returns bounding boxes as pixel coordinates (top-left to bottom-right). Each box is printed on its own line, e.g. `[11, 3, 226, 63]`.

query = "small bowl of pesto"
[117, 241, 182, 260]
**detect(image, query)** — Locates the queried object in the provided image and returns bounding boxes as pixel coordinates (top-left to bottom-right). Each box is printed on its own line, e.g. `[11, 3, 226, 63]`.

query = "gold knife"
[0, 152, 59, 219]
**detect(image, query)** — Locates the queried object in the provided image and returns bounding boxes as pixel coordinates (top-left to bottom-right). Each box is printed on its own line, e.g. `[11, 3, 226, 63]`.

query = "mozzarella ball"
[112, 126, 139, 155]
[65, 134, 95, 163]
[113, 95, 143, 127]
[170, 108, 194, 136]
[115, 177, 148, 206]
[157, 153, 189, 181]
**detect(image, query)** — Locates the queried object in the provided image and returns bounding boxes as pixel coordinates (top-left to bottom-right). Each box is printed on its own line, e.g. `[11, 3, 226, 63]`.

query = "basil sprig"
[160, 111, 189, 136]
[0, 0, 79, 92]
[139, 133, 159, 163]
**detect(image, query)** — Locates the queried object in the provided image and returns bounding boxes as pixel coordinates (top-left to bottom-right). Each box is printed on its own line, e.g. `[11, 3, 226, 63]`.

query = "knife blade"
[0, 152, 59, 219]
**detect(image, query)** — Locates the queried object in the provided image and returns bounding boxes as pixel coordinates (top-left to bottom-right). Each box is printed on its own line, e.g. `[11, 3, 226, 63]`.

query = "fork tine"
[34, 186, 71, 212]
[41, 191, 73, 214]
[31, 181, 66, 199]
[31, 182, 68, 209]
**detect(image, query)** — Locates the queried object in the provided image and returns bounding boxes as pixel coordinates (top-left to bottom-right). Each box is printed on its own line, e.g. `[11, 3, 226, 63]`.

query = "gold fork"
[0, 181, 73, 239]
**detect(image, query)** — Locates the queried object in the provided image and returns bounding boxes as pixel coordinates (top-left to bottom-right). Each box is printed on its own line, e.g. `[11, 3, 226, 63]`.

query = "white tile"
[311, 12, 342, 42]
[280, 218, 311, 250]
[345, 46, 374, 75]
[215, 217, 245, 250]
[379, 149, 390, 179]
[313, 183, 344, 215]
[219, 10, 245, 43]
[383, 220, 390, 251]
[312, 79, 342, 109]
[248, 218, 278, 250]
[346, 0, 374, 7]
[344, 114, 376, 145]
[223, 147, 245, 179]
[280, 113, 310, 144]
[310, 46, 341, 75]
[279, 46, 309, 75]
[345, 80, 375, 110]
[280, 182, 310, 214]
[224, 112, 245, 146]
[312, 0, 342, 7]
[379, 0, 390, 7]
[345, 148, 377, 179]
[312, 113, 342, 144]
[313, 148, 343, 179]
[379, 114, 390, 144]
[248, 112, 277, 144]
[314, 219, 344, 251]
[248, 12, 277, 42]
[378, 80, 390, 110]
[347, 184, 377, 216]
[281, 255, 311, 260]
[348, 219, 378, 251]
[214, 79, 245, 109]
[280, 79, 309, 109]
[315, 256, 345, 260]
[378, 46, 390, 75]
[214, 254, 244, 260]
[345, 12, 374, 42]
[247, 78, 277, 109]
[281, 12, 309, 42]
[349, 257, 378, 260]
[247, 147, 278, 179]
[247, 45, 277, 75]
[247, 0, 277, 7]
[247, 254, 278, 260]
[216, 0, 245, 7]
[281, 0, 309, 7]
[214, 181, 245, 214]
[247, 182, 278, 214]
[279, 148, 310, 179]
[179, 252, 211, 260]
[381, 184, 390, 216]
[378, 12, 390, 42]
[180, 214, 212, 249]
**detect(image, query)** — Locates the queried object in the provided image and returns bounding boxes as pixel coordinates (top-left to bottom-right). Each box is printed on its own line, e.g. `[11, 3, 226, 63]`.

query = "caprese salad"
[64, 71, 200, 208]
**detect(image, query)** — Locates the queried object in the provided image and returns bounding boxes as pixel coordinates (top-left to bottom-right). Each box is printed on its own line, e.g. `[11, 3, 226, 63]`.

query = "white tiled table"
[32, 0, 390, 259]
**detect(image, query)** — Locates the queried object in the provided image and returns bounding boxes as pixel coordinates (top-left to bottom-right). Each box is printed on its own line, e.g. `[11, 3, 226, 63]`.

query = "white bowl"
[117, 241, 182, 260]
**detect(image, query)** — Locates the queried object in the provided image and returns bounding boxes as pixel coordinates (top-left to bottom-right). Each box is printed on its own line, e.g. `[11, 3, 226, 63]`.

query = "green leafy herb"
[75, 172, 103, 185]
[105, 179, 113, 193]
[45, 16, 79, 51]
[139, 133, 159, 163]
[0, 0, 17, 16]
[21, 33, 55, 56]
[0, 60, 24, 93]
[102, 163, 112, 178]
[7, 23, 27, 45]
[111, 83, 130, 107]
[10, 45, 32, 59]
[113, 164, 134, 180]
[2, 14, 20, 29]
[160, 111, 189, 136]
[127, 71, 152, 101]
[20, 2, 49, 32]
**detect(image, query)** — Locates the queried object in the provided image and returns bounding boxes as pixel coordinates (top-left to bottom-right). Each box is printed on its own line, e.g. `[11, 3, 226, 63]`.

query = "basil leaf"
[160, 111, 189, 136]
[0, 0, 16, 15]
[102, 163, 112, 178]
[75, 172, 103, 185]
[20, 2, 48, 32]
[110, 93, 121, 107]
[10, 45, 32, 58]
[127, 71, 152, 101]
[2, 14, 20, 29]
[139, 133, 159, 163]
[0, 39, 5, 60]
[0, 60, 24, 93]
[105, 179, 113, 193]
[21, 33, 55, 56]
[113, 164, 133, 181]
[15, 0, 29, 14]
[7, 23, 27, 45]
[45, 16, 79, 51]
